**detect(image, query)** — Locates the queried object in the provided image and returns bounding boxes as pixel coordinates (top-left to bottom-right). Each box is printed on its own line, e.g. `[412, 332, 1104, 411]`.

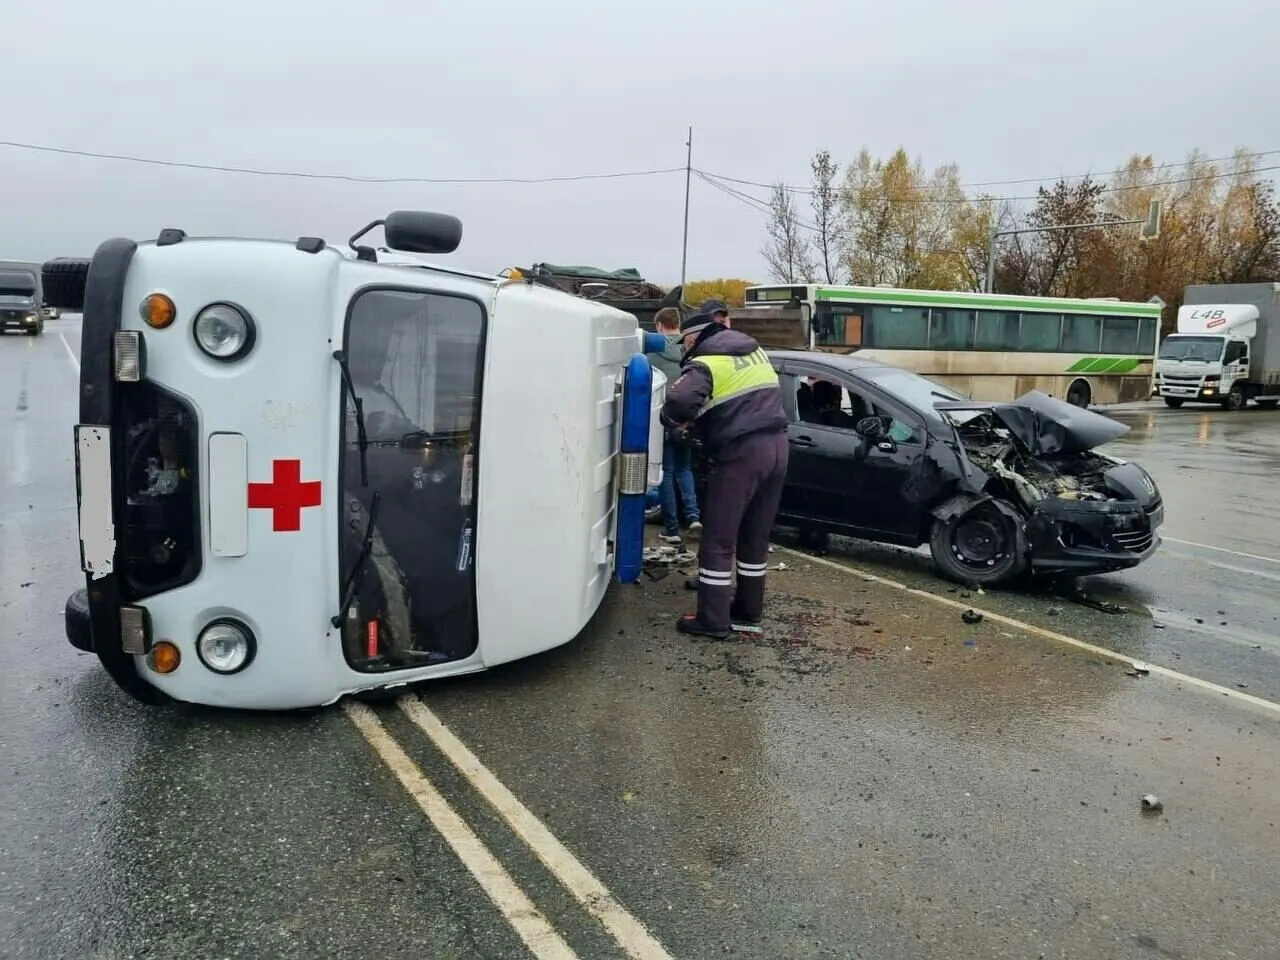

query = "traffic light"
[1140, 200, 1162, 241]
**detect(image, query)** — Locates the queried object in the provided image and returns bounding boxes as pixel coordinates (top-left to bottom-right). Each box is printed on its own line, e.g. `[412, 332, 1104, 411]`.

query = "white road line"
[343, 701, 580, 960]
[59, 331, 80, 371]
[398, 696, 676, 960]
[1161, 536, 1280, 566]
[774, 546, 1280, 720]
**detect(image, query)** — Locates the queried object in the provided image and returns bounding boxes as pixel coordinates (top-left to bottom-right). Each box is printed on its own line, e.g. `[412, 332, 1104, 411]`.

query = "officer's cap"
[680, 311, 716, 339]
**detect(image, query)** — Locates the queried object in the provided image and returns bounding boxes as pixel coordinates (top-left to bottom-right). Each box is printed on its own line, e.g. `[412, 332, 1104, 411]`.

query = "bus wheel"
[1065, 379, 1091, 408]
[1226, 385, 1247, 411]
[1163, 397, 1184, 408]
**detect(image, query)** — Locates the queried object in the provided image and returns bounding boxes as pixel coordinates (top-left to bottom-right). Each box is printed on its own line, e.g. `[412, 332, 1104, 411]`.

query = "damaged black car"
[755, 351, 1164, 586]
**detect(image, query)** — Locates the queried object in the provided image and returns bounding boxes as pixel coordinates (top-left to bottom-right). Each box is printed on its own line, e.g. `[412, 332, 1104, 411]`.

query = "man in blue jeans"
[646, 307, 701, 542]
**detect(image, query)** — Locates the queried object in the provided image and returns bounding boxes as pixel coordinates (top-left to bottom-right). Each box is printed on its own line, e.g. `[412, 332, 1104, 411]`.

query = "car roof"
[764, 349, 889, 374]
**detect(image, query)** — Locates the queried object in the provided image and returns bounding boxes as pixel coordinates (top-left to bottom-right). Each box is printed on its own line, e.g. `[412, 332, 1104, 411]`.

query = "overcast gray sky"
[3, 0, 1274, 285]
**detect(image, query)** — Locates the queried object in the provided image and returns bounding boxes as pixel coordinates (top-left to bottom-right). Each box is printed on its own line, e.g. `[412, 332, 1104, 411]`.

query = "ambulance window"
[346, 289, 484, 440]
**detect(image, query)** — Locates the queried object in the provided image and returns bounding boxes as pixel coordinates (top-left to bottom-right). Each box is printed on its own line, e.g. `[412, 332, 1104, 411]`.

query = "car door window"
[795, 374, 922, 444]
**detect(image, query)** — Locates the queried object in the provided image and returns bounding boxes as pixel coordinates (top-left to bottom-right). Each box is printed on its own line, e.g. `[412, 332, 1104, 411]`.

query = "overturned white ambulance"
[48, 211, 666, 710]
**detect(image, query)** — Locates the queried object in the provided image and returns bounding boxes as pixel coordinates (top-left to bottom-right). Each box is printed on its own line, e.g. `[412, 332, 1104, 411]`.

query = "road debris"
[1125, 661, 1151, 678]
[961, 609, 983, 625]
[643, 546, 697, 565]
[1141, 794, 1163, 814]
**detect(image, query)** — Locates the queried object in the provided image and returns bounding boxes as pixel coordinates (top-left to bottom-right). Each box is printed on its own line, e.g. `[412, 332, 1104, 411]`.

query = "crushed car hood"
[935, 390, 1129, 457]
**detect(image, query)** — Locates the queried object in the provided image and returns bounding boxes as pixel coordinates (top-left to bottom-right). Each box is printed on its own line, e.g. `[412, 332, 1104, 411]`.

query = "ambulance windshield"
[338, 288, 485, 672]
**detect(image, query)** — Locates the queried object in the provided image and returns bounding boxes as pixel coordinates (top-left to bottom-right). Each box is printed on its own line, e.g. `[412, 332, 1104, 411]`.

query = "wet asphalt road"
[2, 319, 1278, 960]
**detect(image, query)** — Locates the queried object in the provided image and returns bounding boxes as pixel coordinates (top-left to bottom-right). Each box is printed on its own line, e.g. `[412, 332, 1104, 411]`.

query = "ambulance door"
[337, 283, 485, 673]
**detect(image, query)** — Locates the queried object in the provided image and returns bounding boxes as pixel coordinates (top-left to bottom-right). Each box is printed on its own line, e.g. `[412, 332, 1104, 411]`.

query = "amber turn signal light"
[139, 293, 176, 329]
[148, 640, 181, 674]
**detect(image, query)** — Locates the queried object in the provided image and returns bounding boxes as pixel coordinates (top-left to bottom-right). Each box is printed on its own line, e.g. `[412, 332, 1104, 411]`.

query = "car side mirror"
[855, 416, 886, 439]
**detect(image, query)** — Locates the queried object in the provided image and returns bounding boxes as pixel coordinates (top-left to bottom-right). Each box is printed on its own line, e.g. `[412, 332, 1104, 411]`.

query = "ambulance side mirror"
[384, 211, 463, 255]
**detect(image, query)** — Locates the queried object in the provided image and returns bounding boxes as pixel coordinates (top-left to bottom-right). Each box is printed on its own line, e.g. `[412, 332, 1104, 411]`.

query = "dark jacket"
[661, 325, 788, 455]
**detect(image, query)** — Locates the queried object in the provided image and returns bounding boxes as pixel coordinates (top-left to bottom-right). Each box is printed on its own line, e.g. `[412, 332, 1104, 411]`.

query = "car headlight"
[196, 619, 256, 674]
[193, 303, 255, 361]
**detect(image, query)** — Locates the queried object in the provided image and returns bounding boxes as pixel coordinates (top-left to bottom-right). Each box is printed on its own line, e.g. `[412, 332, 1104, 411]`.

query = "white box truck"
[1155, 282, 1280, 410]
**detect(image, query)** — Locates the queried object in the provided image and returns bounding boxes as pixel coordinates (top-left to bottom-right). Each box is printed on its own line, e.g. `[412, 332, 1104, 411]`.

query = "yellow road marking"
[398, 696, 676, 960]
[343, 701, 580, 960]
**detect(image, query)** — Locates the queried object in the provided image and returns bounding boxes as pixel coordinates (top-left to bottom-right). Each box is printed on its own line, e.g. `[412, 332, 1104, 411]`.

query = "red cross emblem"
[247, 458, 323, 532]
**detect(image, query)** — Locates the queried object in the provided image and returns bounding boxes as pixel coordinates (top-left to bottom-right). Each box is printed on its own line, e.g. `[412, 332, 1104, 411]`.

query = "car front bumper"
[1, 311, 41, 330]
[1026, 496, 1163, 575]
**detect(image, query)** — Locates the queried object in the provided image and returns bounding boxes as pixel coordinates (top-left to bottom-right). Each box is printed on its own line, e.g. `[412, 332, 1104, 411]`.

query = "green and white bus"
[731, 284, 1163, 407]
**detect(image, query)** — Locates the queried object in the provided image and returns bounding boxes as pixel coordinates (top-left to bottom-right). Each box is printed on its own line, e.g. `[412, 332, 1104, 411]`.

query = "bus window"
[1062, 314, 1102, 353]
[1101, 315, 1141, 353]
[814, 305, 864, 347]
[929, 309, 974, 348]
[866, 305, 928, 348]
[1137, 316, 1158, 354]
[974, 311, 1019, 350]
[1018, 312, 1062, 351]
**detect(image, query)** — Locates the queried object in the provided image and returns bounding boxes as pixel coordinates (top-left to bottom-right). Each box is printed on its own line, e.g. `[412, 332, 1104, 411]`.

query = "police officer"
[661, 305, 789, 638]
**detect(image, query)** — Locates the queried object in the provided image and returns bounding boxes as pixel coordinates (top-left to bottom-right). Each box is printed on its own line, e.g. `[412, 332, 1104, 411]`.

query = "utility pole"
[983, 199, 1162, 293]
[679, 126, 692, 290]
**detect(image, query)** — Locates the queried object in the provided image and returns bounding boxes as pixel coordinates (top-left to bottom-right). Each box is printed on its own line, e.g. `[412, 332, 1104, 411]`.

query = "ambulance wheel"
[41, 258, 91, 312]
[1065, 379, 1091, 408]
[1163, 398, 1183, 408]
[65, 588, 94, 652]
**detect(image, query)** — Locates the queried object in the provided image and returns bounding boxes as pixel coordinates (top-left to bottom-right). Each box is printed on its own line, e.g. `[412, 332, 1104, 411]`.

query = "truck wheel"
[1066, 379, 1091, 408]
[1163, 397, 1184, 409]
[41, 258, 91, 312]
[929, 502, 1028, 587]
[1226, 385, 1247, 411]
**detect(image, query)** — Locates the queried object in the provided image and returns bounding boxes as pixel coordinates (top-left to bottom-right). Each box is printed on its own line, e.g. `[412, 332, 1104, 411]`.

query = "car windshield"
[0, 271, 36, 298]
[856, 366, 969, 419]
[1159, 335, 1224, 362]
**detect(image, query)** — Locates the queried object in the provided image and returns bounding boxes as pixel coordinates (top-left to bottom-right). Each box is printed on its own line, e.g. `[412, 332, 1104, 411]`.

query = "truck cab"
[1156, 283, 1280, 410]
[0, 264, 44, 335]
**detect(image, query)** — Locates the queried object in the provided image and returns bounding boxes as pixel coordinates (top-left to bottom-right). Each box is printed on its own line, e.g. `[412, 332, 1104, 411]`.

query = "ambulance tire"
[65, 588, 94, 652]
[41, 258, 91, 312]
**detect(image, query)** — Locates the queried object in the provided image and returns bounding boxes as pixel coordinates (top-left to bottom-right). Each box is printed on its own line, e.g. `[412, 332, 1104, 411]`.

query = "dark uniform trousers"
[696, 430, 790, 630]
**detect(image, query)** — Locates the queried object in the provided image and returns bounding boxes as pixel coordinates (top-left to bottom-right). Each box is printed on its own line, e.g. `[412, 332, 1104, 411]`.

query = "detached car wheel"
[929, 502, 1028, 587]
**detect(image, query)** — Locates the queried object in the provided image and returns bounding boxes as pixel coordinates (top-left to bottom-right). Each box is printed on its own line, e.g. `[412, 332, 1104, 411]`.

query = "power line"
[703, 149, 1280, 196]
[698, 163, 1280, 207]
[0, 138, 684, 185]
[696, 170, 826, 235]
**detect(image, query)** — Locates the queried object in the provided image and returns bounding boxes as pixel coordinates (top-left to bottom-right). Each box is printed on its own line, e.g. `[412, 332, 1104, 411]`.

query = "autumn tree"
[684, 278, 757, 308]
[838, 147, 991, 290]
[762, 182, 817, 283]
[993, 177, 1116, 297]
[809, 149, 844, 283]
[758, 143, 1280, 324]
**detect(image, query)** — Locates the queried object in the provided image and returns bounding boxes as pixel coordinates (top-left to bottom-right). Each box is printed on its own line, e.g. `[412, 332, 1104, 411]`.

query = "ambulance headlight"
[196, 619, 256, 674]
[193, 303, 255, 361]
